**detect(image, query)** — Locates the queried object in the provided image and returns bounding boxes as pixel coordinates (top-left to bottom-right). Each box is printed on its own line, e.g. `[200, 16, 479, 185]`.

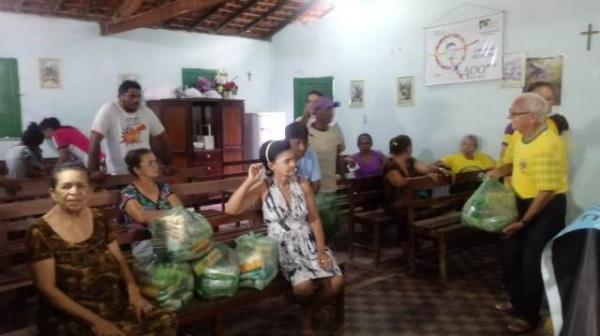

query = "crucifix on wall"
[581, 23, 598, 51]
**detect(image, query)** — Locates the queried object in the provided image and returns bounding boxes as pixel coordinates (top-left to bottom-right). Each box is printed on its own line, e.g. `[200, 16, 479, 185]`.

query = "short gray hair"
[517, 92, 551, 122]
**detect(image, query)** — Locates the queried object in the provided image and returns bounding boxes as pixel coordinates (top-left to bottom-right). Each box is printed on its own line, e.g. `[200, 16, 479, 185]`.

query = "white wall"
[270, 0, 600, 217]
[0, 11, 271, 155]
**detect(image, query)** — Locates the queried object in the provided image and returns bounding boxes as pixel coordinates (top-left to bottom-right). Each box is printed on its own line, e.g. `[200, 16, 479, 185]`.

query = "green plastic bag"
[462, 177, 518, 233]
[316, 192, 340, 241]
[191, 242, 239, 299]
[150, 207, 214, 262]
[234, 233, 279, 290]
[134, 258, 194, 311]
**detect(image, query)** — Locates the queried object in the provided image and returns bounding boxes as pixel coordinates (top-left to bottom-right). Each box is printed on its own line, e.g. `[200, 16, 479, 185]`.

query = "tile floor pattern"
[218, 245, 547, 336]
[1, 244, 548, 336]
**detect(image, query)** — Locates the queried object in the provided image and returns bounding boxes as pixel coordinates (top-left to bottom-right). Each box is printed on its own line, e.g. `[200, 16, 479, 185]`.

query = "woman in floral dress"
[225, 140, 343, 335]
[26, 162, 176, 335]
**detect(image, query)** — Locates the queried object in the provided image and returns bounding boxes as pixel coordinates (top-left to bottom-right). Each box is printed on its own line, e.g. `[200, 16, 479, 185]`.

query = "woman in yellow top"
[436, 135, 496, 174]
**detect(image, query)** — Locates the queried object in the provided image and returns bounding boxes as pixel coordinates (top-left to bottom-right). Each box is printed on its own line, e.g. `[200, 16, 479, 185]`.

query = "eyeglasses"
[507, 108, 531, 119]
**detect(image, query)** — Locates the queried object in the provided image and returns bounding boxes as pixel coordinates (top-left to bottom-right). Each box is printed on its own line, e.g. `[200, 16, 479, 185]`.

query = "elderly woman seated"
[435, 135, 495, 193]
[119, 148, 183, 259]
[26, 162, 176, 335]
[435, 134, 495, 174]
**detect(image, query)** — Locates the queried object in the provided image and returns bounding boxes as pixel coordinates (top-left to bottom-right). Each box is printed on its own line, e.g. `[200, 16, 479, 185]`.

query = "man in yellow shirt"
[488, 93, 568, 334]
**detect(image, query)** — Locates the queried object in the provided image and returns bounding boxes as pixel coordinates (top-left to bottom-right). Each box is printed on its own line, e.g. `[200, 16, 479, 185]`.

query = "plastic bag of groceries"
[190, 242, 240, 299]
[149, 207, 214, 262]
[234, 233, 279, 290]
[134, 258, 194, 311]
[461, 176, 518, 233]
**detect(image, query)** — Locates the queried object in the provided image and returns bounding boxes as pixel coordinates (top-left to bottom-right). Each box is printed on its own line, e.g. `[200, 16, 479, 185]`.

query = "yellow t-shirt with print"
[502, 127, 568, 199]
[441, 152, 496, 174]
[501, 118, 559, 164]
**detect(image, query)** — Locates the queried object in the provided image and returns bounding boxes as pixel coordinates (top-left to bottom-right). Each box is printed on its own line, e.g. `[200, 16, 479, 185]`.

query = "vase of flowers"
[223, 80, 238, 99]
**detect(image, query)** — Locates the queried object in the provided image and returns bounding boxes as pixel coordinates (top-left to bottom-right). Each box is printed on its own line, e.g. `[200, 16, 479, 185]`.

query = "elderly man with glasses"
[487, 93, 568, 334]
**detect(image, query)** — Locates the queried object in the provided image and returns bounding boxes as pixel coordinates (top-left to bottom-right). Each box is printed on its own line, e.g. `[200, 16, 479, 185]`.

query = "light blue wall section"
[0, 11, 271, 156]
[269, 0, 600, 217]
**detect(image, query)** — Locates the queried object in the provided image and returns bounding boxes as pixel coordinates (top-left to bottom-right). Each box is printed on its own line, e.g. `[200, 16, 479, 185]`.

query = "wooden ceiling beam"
[111, 0, 145, 20]
[267, 0, 317, 38]
[214, 0, 259, 33]
[47, 0, 63, 14]
[101, 0, 228, 35]
[14, 0, 26, 12]
[240, 0, 286, 33]
[188, 3, 225, 29]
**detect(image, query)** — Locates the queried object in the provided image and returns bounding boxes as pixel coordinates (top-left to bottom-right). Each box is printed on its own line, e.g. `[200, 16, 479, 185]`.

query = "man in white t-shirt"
[88, 80, 174, 177]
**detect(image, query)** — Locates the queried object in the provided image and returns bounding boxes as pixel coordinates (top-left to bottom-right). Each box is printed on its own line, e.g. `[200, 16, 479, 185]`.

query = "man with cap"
[285, 121, 321, 194]
[308, 97, 345, 241]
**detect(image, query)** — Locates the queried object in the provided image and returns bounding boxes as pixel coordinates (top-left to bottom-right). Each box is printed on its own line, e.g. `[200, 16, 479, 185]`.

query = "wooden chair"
[347, 175, 396, 267]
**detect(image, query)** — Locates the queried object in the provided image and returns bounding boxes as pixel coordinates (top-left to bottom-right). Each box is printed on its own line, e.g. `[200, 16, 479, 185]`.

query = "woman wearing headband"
[225, 140, 343, 336]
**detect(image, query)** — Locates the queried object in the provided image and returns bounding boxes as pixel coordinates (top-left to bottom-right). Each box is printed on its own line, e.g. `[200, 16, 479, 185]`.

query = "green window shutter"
[0, 58, 22, 137]
[182, 68, 218, 89]
[293, 77, 334, 119]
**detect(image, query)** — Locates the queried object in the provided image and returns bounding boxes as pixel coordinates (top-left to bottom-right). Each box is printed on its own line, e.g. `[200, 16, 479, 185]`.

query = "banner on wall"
[425, 13, 504, 85]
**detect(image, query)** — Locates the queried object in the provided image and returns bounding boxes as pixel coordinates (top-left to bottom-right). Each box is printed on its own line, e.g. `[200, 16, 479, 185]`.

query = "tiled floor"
[1, 244, 548, 336]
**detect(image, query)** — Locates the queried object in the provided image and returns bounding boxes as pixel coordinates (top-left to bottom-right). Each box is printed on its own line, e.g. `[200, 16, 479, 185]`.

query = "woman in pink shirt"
[40, 117, 103, 167]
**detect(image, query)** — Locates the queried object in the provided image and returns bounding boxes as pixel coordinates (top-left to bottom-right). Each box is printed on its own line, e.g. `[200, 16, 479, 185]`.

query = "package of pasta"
[462, 177, 518, 233]
[134, 258, 194, 311]
[234, 233, 279, 290]
[190, 242, 240, 299]
[149, 207, 214, 262]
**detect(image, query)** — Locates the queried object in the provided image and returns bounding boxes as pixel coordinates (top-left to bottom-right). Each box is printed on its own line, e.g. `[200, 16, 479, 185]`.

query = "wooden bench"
[115, 221, 345, 336]
[346, 175, 396, 267]
[0, 177, 345, 335]
[404, 171, 484, 283]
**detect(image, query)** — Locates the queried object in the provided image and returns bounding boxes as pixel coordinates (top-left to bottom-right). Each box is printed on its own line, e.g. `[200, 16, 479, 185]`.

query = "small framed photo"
[39, 58, 61, 89]
[396, 76, 414, 106]
[349, 80, 365, 108]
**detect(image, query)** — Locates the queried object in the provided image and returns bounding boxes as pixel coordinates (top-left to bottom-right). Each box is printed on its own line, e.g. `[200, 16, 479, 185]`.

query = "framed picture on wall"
[349, 80, 364, 108]
[39, 58, 61, 89]
[396, 76, 414, 106]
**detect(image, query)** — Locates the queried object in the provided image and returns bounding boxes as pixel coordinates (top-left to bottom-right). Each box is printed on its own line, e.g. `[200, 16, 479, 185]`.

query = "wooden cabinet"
[147, 98, 245, 176]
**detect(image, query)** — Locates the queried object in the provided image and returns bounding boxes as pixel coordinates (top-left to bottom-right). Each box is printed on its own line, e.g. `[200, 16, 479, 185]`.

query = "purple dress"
[350, 150, 386, 177]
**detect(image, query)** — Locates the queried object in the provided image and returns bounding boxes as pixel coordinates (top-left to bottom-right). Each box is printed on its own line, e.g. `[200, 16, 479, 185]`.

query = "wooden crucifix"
[581, 24, 599, 51]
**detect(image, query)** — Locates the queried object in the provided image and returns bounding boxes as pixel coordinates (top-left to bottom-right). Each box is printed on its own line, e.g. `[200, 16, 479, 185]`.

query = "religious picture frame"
[500, 53, 526, 88]
[349, 80, 365, 108]
[524, 55, 564, 105]
[396, 76, 415, 106]
[39, 58, 61, 89]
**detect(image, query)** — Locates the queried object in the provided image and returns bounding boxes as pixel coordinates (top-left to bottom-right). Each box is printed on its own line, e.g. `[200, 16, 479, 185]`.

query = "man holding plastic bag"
[487, 93, 568, 334]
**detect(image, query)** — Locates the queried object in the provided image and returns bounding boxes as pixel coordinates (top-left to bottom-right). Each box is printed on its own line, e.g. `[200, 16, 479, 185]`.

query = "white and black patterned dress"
[262, 177, 342, 286]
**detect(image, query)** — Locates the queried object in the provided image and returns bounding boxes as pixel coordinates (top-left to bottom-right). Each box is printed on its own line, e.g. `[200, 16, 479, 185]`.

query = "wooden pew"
[404, 171, 483, 283]
[0, 176, 345, 336]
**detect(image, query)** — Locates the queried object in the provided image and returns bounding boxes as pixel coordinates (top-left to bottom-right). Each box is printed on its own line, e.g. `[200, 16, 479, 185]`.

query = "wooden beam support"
[214, 0, 259, 33]
[13, 0, 26, 12]
[47, 0, 63, 14]
[188, 3, 225, 30]
[101, 0, 228, 35]
[267, 0, 318, 38]
[239, 0, 286, 33]
[111, 0, 145, 20]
